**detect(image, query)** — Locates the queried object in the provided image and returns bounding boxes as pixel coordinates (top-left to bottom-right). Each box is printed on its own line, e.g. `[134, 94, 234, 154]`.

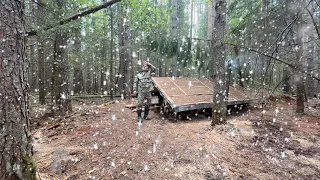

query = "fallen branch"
[27, 0, 121, 37]
[70, 94, 121, 99]
[47, 122, 62, 130]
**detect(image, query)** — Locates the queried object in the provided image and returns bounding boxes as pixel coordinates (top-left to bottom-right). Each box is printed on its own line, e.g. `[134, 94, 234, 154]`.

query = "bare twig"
[191, 37, 211, 42]
[226, 43, 320, 82]
[262, 0, 313, 54]
[26, 42, 38, 47]
[30, 0, 58, 16]
[27, 0, 121, 37]
[264, 76, 291, 106]
[307, 8, 320, 40]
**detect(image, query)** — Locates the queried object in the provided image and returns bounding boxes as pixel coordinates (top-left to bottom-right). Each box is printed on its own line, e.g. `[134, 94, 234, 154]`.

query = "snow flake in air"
[93, 143, 98, 150]
[144, 165, 149, 171]
[138, 121, 142, 130]
[111, 161, 115, 167]
[61, 93, 66, 99]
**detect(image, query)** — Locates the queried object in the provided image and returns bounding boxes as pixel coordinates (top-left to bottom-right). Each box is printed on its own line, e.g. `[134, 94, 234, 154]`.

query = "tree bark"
[86, 55, 93, 94]
[27, 0, 37, 92]
[38, 40, 46, 104]
[171, 0, 178, 77]
[294, 3, 305, 114]
[101, 16, 108, 95]
[283, 66, 291, 94]
[259, 0, 268, 86]
[29, 45, 37, 92]
[110, 7, 115, 100]
[207, 0, 212, 40]
[0, 0, 36, 178]
[211, 0, 228, 126]
[37, 0, 46, 104]
[53, 30, 69, 112]
[234, 46, 244, 87]
[73, 27, 83, 94]
[306, 13, 315, 97]
[191, 0, 194, 39]
[123, 7, 132, 98]
[52, 0, 71, 113]
[117, 3, 125, 95]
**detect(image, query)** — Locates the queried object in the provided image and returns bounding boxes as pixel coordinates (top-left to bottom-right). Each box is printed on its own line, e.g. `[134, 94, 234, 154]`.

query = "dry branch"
[307, 8, 320, 40]
[226, 43, 320, 82]
[27, 0, 121, 37]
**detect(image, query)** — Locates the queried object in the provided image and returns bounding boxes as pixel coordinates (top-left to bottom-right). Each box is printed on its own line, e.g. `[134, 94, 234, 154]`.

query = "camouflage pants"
[137, 91, 152, 110]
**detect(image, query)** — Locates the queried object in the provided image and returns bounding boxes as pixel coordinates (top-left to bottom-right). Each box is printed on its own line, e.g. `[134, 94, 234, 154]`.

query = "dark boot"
[137, 109, 142, 123]
[144, 107, 151, 120]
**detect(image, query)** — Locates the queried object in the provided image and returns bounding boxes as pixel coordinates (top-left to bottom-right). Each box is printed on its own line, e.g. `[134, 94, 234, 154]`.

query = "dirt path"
[32, 99, 320, 179]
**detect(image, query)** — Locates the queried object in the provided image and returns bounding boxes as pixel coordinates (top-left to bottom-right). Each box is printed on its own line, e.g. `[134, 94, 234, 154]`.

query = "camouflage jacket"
[134, 66, 155, 93]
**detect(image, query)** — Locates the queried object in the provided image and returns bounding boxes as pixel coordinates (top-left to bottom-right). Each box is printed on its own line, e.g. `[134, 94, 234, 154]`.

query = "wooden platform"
[152, 77, 262, 112]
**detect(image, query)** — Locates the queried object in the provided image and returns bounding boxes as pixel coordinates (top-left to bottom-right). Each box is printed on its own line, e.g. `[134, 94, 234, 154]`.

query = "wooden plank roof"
[152, 77, 262, 112]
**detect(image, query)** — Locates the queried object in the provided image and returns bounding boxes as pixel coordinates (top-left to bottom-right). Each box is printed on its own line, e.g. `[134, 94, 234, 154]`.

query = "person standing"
[133, 60, 156, 123]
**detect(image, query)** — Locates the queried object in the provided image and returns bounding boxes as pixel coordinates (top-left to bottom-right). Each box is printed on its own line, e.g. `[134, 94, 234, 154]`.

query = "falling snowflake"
[144, 165, 149, 171]
[153, 144, 157, 153]
[93, 143, 98, 150]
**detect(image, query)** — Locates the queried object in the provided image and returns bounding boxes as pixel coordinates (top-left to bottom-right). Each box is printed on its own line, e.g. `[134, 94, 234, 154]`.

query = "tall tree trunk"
[234, 46, 244, 87]
[159, 56, 163, 76]
[82, 18, 89, 94]
[93, 51, 100, 94]
[0, 0, 36, 178]
[110, 7, 114, 100]
[53, 31, 69, 112]
[283, 66, 291, 94]
[29, 46, 37, 91]
[101, 17, 108, 94]
[117, 4, 125, 95]
[123, 5, 132, 98]
[177, 0, 183, 37]
[259, 0, 268, 86]
[86, 56, 93, 94]
[28, 0, 37, 92]
[295, 5, 305, 114]
[317, 44, 320, 96]
[306, 22, 315, 97]
[37, 0, 46, 104]
[207, 0, 212, 40]
[211, 0, 227, 126]
[282, 0, 292, 95]
[38, 40, 46, 104]
[52, 0, 71, 113]
[171, 0, 178, 77]
[73, 27, 83, 94]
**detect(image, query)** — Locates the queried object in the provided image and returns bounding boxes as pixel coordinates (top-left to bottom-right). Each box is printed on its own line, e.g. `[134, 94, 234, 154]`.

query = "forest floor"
[31, 96, 320, 179]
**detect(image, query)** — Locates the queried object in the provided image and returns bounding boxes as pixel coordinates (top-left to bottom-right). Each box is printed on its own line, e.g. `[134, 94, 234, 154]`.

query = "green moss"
[22, 156, 37, 180]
